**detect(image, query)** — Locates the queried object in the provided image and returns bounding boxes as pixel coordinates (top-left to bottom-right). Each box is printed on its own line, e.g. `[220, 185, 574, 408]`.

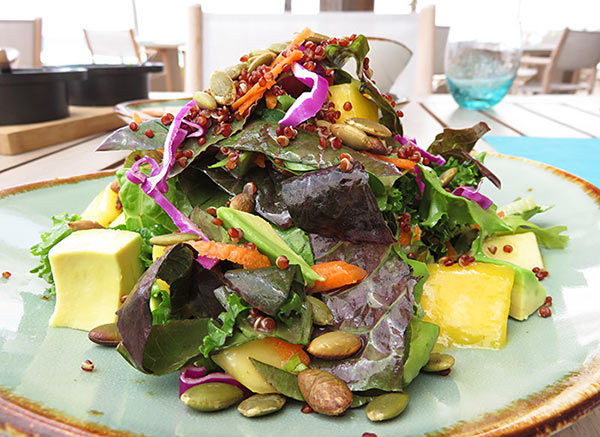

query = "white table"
[0, 93, 599, 435]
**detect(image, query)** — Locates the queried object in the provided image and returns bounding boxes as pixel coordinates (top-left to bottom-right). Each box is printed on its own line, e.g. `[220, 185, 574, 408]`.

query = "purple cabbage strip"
[179, 367, 251, 397]
[125, 100, 217, 269]
[452, 181, 493, 210]
[279, 62, 329, 127]
[395, 135, 446, 166]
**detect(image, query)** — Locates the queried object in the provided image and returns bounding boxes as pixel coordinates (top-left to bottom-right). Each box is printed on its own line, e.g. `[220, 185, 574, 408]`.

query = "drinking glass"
[444, 3, 522, 110]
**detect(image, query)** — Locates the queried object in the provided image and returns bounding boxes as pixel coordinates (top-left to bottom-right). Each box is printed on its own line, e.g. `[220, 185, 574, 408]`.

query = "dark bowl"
[0, 67, 87, 126]
[65, 63, 164, 106]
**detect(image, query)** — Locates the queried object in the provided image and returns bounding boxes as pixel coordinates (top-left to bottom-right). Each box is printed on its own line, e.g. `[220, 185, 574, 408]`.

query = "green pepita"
[88, 323, 121, 347]
[268, 42, 288, 54]
[180, 382, 244, 411]
[307, 296, 334, 326]
[193, 91, 217, 110]
[329, 123, 371, 151]
[307, 32, 330, 43]
[209, 71, 237, 106]
[366, 392, 409, 422]
[248, 52, 275, 73]
[423, 353, 455, 372]
[307, 331, 361, 360]
[315, 119, 332, 129]
[237, 393, 286, 417]
[366, 136, 390, 155]
[149, 232, 201, 246]
[345, 118, 392, 138]
[439, 167, 458, 187]
[224, 63, 245, 80]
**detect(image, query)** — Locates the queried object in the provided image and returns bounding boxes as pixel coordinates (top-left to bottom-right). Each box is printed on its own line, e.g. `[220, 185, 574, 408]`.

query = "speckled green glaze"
[1, 155, 600, 436]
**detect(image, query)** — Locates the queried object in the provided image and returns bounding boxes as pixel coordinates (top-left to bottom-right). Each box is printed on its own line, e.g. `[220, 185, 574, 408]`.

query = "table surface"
[1, 93, 599, 436]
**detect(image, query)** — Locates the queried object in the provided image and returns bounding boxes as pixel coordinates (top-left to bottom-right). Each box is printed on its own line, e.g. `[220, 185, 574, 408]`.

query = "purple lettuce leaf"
[280, 163, 395, 244]
[312, 249, 417, 391]
[116, 243, 224, 374]
[427, 122, 490, 160]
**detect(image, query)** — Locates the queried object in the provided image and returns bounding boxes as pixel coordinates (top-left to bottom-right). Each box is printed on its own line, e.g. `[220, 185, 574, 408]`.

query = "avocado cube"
[483, 232, 544, 271]
[421, 262, 514, 349]
[48, 229, 143, 331]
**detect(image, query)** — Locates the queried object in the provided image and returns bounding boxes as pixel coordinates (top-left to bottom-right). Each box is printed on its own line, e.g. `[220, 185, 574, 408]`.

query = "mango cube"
[328, 82, 379, 124]
[48, 229, 143, 331]
[81, 182, 121, 227]
[483, 232, 544, 271]
[421, 262, 515, 349]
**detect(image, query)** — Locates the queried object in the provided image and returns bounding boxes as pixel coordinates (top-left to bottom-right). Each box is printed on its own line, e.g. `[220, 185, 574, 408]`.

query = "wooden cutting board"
[0, 106, 126, 155]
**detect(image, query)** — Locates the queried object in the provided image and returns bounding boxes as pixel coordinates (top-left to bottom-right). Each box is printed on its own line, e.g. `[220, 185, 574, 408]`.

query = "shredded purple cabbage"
[395, 135, 446, 166]
[179, 367, 250, 397]
[414, 166, 425, 199]
[452, 181, 493, 210]
[279, 62, 329, 127]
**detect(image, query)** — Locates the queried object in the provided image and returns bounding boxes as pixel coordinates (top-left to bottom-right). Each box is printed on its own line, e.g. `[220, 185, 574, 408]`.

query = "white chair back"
[0, 19, 41, 68]
[365, 37, 412, 93]
[433, 26, 449, 75]
[83, 29, 142, 63]
[193, 10, 433, 97]
[554, 29, 600, 71]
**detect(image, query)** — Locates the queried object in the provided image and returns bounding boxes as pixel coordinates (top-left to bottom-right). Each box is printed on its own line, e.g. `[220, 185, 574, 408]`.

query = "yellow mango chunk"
[81, 182, 121, 227]
[152, 245, 167, 261]
[421, 262, 515, 349]
[328, 82, 378, 124]
[110, 212, 126, 228]
[212, 338, 309, 394]
[483, 232, 544, 271]
[48, 229, 143, 331]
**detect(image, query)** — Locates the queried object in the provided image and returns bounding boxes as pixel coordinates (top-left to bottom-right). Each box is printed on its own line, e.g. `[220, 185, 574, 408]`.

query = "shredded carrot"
[399, 225, 421, 245]
[362, 152, 416, 171]
[232, 27, 313, 114]
[186, 240, 271, 270]
[264, 91, 277, 109]
[254, 153, 266, 168]
[308, 261, 367, 294]
[133, 112, 143, 124]
[497, 211, 505, 218]
[413, 224, 422, 242]
[444, 241, 458, 261]
[263, 337, 311, 367]
[234, 50, 304, 115]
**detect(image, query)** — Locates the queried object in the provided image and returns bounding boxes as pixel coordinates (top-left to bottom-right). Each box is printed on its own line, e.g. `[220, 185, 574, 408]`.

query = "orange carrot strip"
[186, 240, 271, 270]
[254, 153, 266, 168]
[362, 152, 416, 171]
[413, 224, 422, 242]
[264, 337, 311, 367]
[233, 49, 303, 114]
[497, 211, 505, 218]
[308, 261, 367, 294]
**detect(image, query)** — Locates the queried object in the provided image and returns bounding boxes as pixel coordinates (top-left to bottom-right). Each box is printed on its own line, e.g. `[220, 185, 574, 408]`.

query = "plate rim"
[1, 154, 600, 436]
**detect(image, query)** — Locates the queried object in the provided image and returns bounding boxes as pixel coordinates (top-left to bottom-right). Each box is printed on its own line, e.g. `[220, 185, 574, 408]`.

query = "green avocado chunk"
[403, 319, 440, 386]
[477, 257, 546, 321]
[216, 207, 323, 286]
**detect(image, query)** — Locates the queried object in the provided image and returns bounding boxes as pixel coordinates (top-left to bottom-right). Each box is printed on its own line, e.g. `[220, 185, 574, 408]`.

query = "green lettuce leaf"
[500, 215, 569, 249]
[30, 213, 81, 294]
[199, 293, 250, 358]
[275, 226, 314, 265]
[427, 122, 490, 160]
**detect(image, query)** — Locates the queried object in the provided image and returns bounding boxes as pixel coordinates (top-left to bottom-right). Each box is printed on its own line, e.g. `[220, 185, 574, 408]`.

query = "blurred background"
[2, 0, 599, 97]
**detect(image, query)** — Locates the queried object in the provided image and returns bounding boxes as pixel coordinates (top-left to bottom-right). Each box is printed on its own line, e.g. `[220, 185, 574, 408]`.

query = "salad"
[30, 28, 568, 422]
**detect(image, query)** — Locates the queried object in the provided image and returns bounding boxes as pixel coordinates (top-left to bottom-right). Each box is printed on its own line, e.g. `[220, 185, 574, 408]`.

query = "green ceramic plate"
[1, 155, 600, 436]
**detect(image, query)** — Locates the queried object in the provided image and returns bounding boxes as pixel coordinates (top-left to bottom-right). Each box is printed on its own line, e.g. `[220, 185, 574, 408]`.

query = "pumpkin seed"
[248, 52, 275, 73]
[423, 353, 455, 372]
[268, 42, 287, 54]
[330, 123, 370, 151]
[307, 331, 361, 359]
[88, 323, 121, 347]
[193, 91, 217, 110]
[307, 32, 330, 43]
[366, 136, 390, 155]
[345, 118, 392, 138]
[224, 63, 245, 80]
[210, 71, 237, 106]
[149, 232, 201, 246]
[298, 369, 353, 416]
[439, 167, 458, 187]
[307, 296, 334, 326]
[180, 383, 243, 411]
[315, 120, 332, 129]
[366, 392, 409, 422]
[248, 49, 273, 58]
[230, 192, 254, 213]
[237, 394, 286, 417]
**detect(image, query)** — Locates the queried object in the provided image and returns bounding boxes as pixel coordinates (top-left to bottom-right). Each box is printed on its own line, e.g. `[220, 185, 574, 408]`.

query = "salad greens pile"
[31, 29, 568, 419]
